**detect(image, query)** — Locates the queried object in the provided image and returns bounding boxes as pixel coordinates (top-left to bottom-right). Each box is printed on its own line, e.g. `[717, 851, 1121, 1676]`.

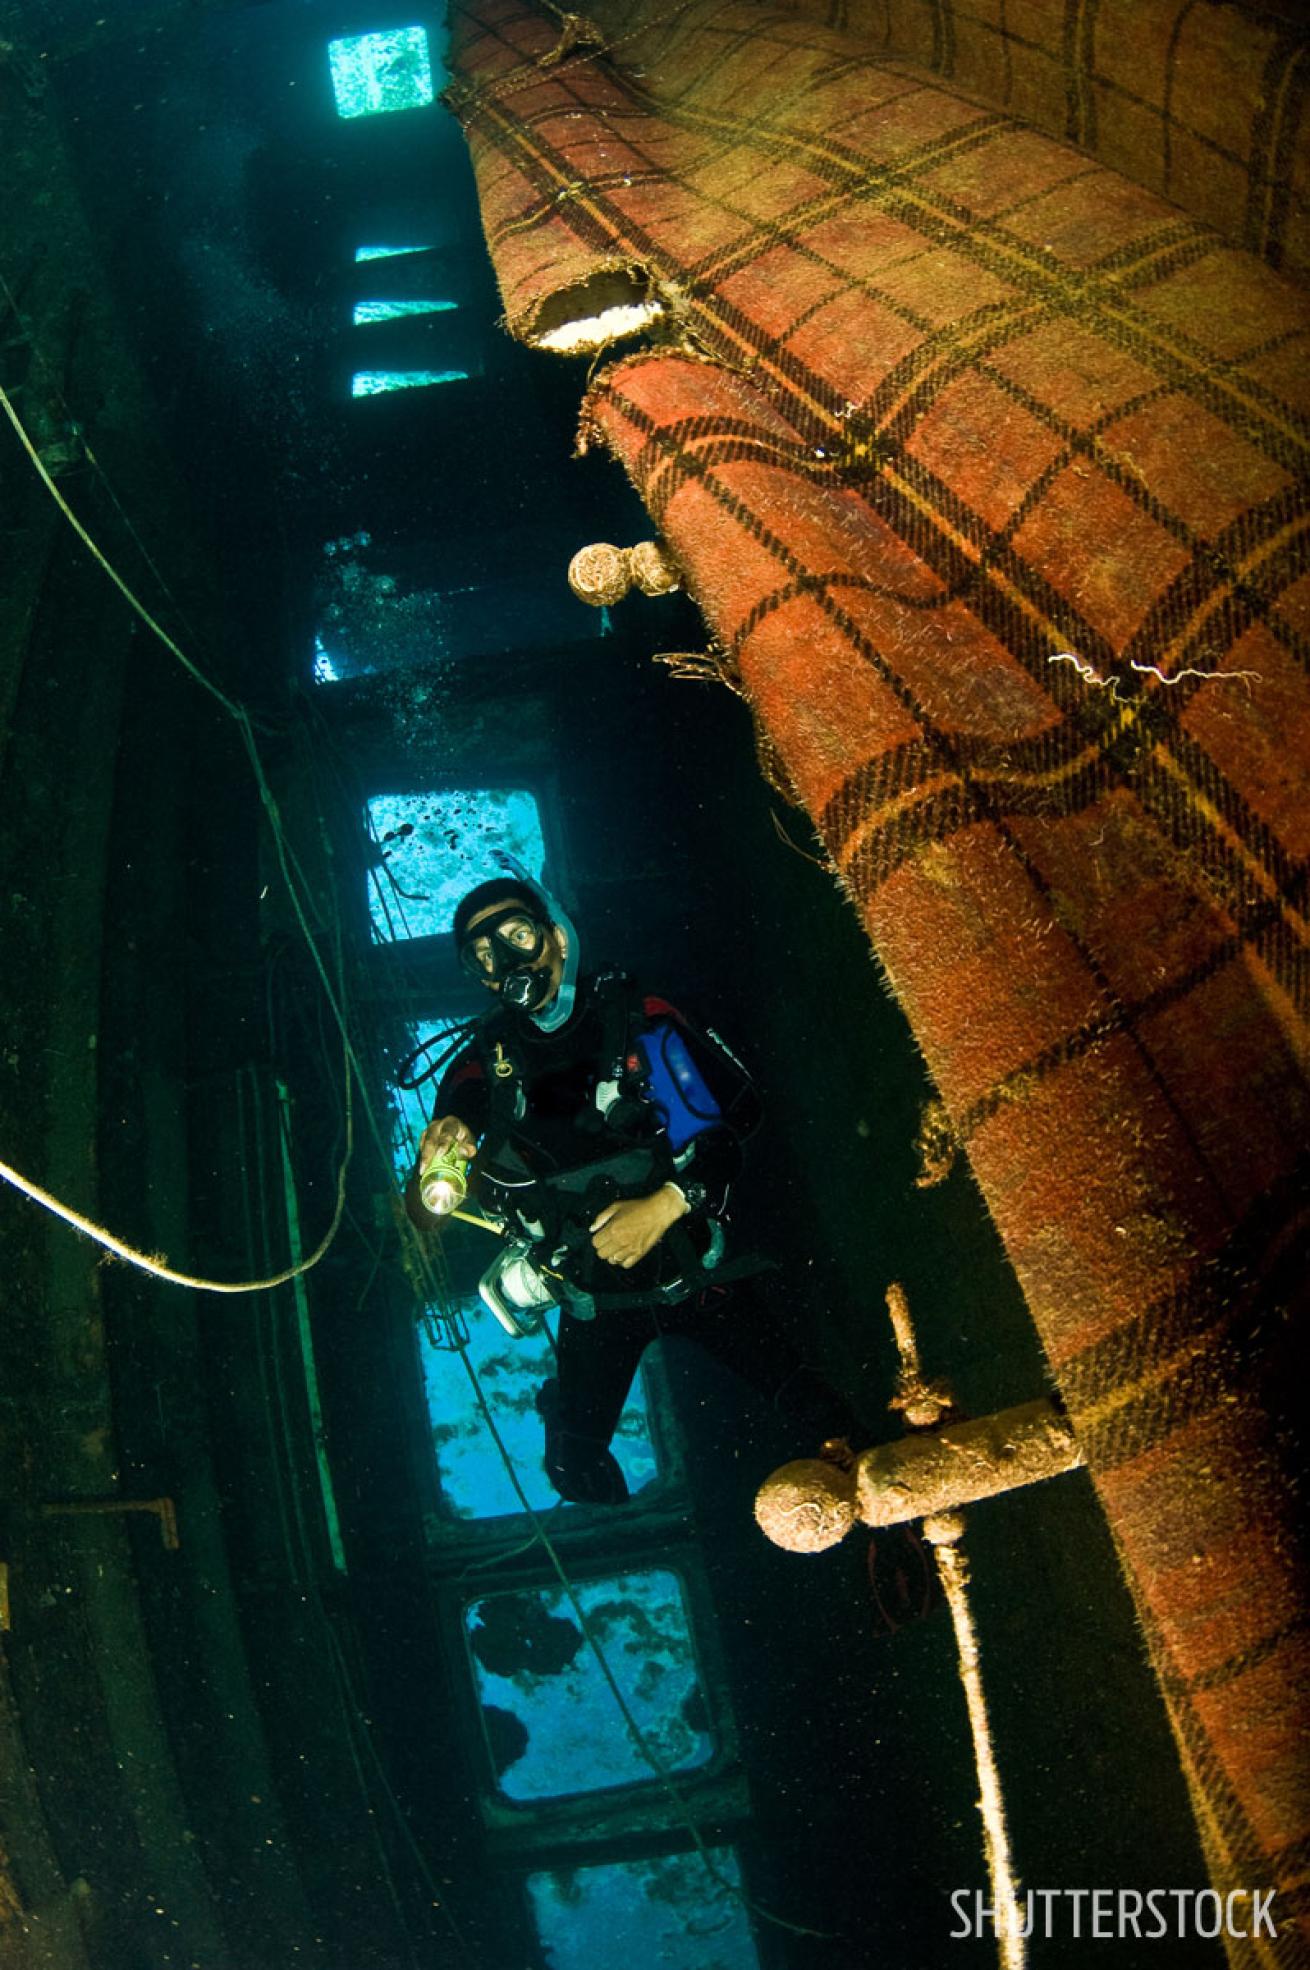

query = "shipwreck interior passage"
[1, 3, 1307, 1968]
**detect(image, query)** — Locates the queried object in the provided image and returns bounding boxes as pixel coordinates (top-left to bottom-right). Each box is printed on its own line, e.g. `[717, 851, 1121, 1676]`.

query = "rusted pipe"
[755, 1398, 1082, 1552]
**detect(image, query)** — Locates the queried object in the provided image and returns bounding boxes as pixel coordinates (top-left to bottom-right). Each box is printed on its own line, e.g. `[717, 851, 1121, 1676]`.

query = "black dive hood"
[491, 853, 581, 1032]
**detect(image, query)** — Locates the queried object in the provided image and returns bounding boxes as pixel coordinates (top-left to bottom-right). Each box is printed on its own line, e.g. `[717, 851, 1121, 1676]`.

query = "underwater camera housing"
[479, 1238, 559, 1338]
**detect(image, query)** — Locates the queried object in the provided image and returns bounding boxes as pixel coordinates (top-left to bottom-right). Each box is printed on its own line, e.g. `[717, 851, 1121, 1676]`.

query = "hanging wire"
[0, 1137, 349, 1294]
[0, 374, 394, 1291]
[0, 364, 835, 1952]
[0, 267, 217, 675]
[280, 663, 835, 1944]
[292, 703, 473, 1340]
[0, 370, 482, 1960]
[449, 1326, 839, 1944]
[0, 379, 243, 718]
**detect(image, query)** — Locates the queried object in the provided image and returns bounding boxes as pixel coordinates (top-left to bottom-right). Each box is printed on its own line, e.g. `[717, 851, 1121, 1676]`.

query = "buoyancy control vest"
[469, 970, 747, 1312]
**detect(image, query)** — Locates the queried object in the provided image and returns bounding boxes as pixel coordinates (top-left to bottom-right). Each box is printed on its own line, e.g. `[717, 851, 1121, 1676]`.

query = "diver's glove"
[536, 1378, 630, 1506]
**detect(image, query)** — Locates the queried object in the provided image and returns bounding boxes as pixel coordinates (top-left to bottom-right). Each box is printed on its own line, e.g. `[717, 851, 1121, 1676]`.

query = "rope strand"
[0, 1055, 351, 1292]
[0, 344, 828, 1954]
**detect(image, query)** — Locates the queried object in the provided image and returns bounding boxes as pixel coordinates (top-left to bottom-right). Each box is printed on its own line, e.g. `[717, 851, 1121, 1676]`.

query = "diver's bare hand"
[419, 1115, 477, 1165]
[590, 1186, 689, 1269]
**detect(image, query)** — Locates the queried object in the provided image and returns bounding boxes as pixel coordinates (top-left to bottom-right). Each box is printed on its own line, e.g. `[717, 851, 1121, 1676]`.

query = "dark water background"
[0, 3, 1223, 1965]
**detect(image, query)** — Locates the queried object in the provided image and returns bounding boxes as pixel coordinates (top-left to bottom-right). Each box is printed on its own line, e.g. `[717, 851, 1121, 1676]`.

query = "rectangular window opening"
[466, 1569, 713, 1799]
[329, 27, 435, 119]
[352, 369, 469, 396]
[527, 1850, 760, 1970]
[366, 789, 546, 944]
[420, 1297, 658, 1519]
[353, 300, 459, 324]
[355, 244, 436, 262]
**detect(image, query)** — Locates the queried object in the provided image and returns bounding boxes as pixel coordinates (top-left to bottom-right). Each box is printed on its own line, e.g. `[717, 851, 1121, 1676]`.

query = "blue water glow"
[420, 1307, 657, 1519]
[366, 789, 546, 941]
[466, 1570, 713, 1798]
[352, 369, 468, 395]
[355, 244, 433, 262]
[329, 28, 434, 119]
[353, 300, 458, 324]
[527, 1849, 759, 1969]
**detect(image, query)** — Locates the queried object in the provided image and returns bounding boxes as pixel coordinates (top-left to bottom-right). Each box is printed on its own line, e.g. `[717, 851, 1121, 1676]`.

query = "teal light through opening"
[528, 1851, 759, 1970]
[352, 369, 468, 396]
[366, 789, 546, 941]
[389, 1023, 657, 1518]
[419, 1301, 657, 1518]
[466, 1570, 713, 1799]
[355, 244, 433, 262]
[328, 28, 434, 118]
[353, 299, 458, 324]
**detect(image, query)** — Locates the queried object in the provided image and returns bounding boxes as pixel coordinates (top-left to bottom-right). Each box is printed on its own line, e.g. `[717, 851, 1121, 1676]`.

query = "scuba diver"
[407, 867, 869, 1507]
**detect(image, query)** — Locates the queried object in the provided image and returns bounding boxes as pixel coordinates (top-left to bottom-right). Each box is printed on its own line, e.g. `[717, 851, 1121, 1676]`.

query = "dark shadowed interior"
[3, 6, 1300, 1968]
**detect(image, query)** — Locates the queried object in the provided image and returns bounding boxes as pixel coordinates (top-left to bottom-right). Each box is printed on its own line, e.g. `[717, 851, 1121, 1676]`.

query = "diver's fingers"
[422, 1116, 473, 1157]
[590, 1203, 619, 1232]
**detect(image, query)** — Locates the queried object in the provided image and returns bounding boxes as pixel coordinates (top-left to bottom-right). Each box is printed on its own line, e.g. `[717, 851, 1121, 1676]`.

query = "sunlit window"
[355, 244, 434, 262]
[366, 789, 546, 941]
[420, 1302, 656, 1518]
[352, 369, 468, 396]
[353, 299, 458, 324]
[527, 1850, 760, 1970]
[389, 1012, 658, 1518]
[465, 1570, 714, 1799]
[328, 27, 434, 118]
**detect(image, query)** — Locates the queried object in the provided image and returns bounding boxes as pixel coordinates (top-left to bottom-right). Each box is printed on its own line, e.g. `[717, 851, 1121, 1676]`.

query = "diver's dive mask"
[458, 904, 557, 1011]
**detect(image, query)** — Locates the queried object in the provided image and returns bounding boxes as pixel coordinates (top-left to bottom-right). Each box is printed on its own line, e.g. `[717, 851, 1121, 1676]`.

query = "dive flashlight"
[420, 1141, 471, 1217]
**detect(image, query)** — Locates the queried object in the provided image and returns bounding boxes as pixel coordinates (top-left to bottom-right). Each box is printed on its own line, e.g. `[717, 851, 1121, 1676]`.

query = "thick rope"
[926, 1516, 1027, 1969]
[0, 356, 823, 1951]
[450, 1328, 838, 1944]
[882, 1284, 1025, 1966]
[0, 1120, 349, 1294]
[0, 374, 361, 1293]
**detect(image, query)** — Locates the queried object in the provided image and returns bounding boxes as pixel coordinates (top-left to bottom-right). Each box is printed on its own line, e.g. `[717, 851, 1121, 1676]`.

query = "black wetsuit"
[429, 969, 862, 1503]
